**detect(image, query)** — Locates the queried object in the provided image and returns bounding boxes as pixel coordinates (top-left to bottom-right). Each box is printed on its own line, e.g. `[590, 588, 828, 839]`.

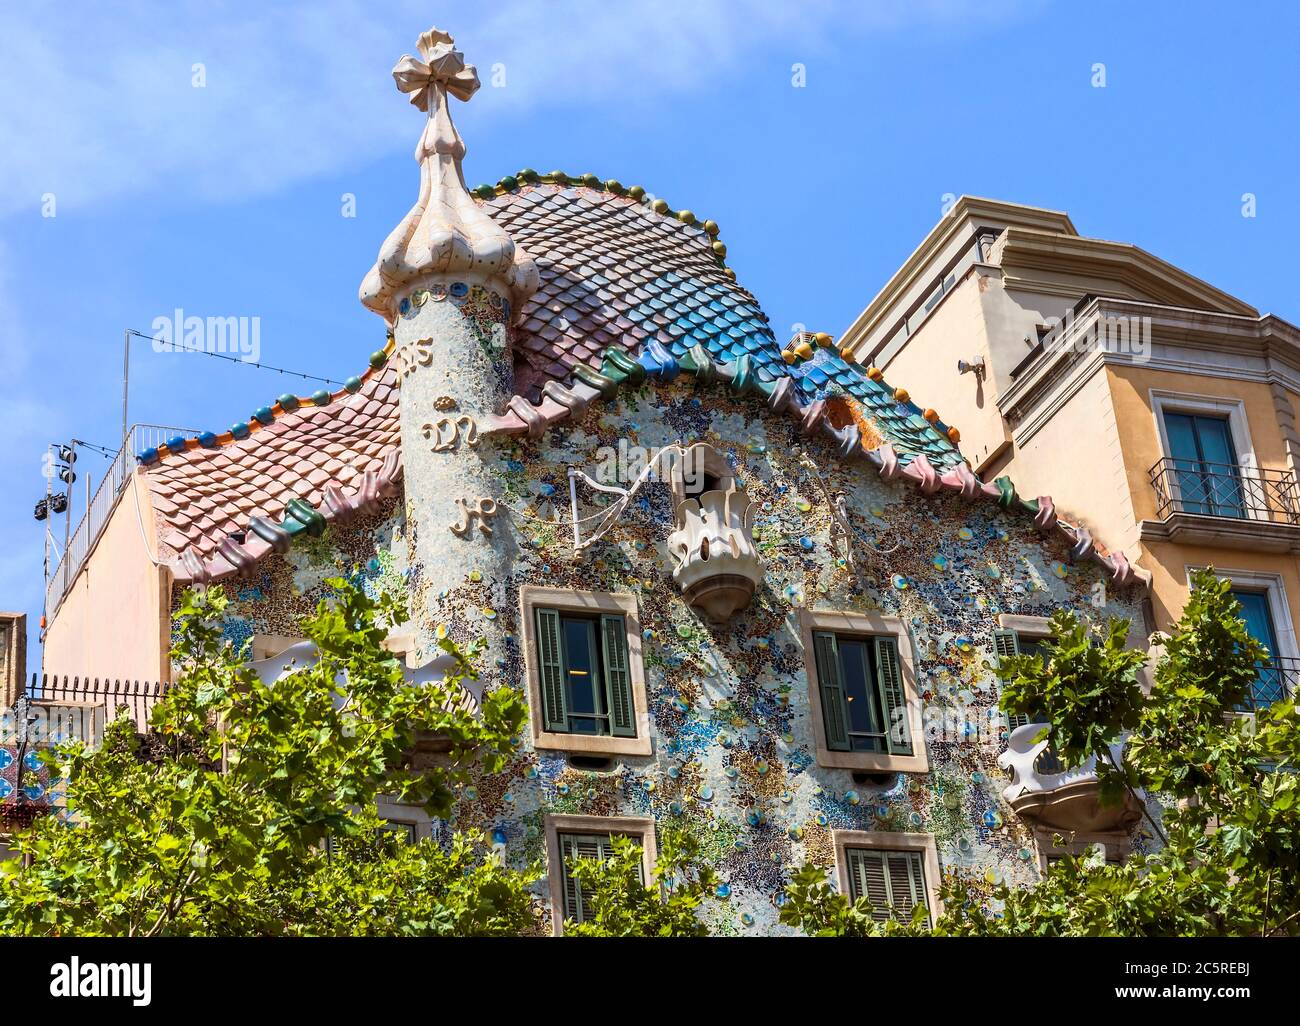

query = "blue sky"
[3, 0, 1298, 666]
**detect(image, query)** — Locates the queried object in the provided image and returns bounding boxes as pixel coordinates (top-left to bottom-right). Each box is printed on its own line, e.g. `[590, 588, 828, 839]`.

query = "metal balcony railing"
[1242, 657, 1300, 712]
[45, 424, 195, 617]
[1149, 456, 1300, 524]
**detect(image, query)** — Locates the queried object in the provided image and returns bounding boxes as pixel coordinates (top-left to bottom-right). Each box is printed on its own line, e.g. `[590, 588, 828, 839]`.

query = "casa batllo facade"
[29, 28, 1155, 934]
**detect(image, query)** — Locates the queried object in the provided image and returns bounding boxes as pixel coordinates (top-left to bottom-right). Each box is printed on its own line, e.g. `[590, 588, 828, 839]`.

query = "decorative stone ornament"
[665, 445, 763, 623]
[359, 26, 530, 664]
[359, 27, 539, 324]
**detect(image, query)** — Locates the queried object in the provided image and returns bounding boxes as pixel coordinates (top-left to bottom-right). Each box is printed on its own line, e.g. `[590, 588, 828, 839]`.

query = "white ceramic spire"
[360, 28, 538, 323]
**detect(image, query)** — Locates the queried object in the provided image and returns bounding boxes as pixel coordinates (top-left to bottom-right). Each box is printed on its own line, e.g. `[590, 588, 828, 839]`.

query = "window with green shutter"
[559, 832, 644, 924]
[995, 628, 1053, 733]
[535, 607, 636, 738]
[844, 847, 930, 926]
[813, 631, 911, 755]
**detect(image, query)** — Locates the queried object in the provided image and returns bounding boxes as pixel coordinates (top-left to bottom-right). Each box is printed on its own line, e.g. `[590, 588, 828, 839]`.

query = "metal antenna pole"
[62, 445, 73, 597]
[122, 328, 130, 443]
[42, 444, 52, 606]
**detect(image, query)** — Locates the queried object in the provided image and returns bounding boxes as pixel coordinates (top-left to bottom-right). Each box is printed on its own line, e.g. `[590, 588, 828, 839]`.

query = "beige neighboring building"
[836, 196, 1300, 710]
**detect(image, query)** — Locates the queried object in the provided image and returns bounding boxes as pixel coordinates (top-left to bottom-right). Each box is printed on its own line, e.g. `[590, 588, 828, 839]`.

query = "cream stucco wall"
[40, 473, 171, 681]
[1002, 365, 1139, 560]
[877, 270, 1008, 471]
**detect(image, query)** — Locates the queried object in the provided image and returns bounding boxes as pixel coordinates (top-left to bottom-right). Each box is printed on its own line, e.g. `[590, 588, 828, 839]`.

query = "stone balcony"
[998, 724, 1142, 836]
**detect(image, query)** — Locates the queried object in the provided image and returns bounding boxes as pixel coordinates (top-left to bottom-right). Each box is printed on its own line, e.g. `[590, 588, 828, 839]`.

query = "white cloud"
[0, 0, 1036, 217]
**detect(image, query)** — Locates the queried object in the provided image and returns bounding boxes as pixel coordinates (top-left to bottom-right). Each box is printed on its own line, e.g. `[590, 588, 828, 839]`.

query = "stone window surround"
[543, 813, 657, 936]
[1033, 828, 1130, 873]
[519, 586, 652, 757]
[1149, 389, 1263, 518]
[375, 798, 433, 842]
[797, 608, 928, 774]
[995, 613, 1053, 639]
[831, 829, 944, 921]
[252, 631, 416, 664]
[1185, 565, 1300, 668]
[1150, 389, 1256, 466]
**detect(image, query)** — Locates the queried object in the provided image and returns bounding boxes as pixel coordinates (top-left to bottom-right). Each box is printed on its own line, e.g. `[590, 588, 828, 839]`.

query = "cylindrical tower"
[359, 27, 538, 672]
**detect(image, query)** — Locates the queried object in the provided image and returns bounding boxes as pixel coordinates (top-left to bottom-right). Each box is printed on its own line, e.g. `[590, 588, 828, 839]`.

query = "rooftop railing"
[45, 424, 195, 617]
[1148, 456, 1300, 524]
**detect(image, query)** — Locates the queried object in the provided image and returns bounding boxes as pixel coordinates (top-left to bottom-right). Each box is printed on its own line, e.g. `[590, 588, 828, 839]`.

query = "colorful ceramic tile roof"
[144, 366, 400, 577]
[138, 172, 1144, 592]
[478, 175, 782, 401]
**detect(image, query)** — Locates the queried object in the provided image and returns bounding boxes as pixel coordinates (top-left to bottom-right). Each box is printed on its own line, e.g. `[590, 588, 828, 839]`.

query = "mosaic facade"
[193, 378, 1152, 934]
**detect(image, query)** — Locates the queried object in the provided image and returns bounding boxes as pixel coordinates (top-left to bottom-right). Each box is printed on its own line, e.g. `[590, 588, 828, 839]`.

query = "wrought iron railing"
[19, 673, 171, 737]
[45, 424, 195, 616]
[1242, 657, 1300, 711]
[1149, 456, 1300, 523]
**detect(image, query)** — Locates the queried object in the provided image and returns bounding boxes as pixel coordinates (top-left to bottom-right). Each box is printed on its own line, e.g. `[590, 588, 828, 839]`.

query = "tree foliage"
[562, 826, 716, 937]
[0, 580, 538, 936]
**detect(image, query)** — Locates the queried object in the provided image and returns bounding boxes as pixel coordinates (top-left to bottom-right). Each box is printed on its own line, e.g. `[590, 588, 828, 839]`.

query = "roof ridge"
[780, 330, 963, 446]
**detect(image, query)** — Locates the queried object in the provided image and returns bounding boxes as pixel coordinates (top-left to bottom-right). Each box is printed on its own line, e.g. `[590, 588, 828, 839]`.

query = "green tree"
[562, 825, 716, 937]
[0, 580, 538, 936]
[782, 569, 1300, 937]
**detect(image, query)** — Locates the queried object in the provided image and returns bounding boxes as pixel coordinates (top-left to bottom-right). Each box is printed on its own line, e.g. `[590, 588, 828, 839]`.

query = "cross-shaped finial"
[392, 27, 480, 111]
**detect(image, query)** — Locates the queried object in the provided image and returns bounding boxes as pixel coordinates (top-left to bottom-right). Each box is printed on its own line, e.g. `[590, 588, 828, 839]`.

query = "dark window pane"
[561, 616, 607, 735]
[837, 638, 886, 752]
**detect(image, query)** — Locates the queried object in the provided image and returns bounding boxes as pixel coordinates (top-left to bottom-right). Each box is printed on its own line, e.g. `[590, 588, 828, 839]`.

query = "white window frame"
[1149, 390, 1263, 521]
[1185, 566, 1300, 668]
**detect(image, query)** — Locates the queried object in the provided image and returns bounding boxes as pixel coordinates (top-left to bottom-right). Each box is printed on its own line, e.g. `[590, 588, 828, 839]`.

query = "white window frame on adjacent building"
[1149, 390, 1263, 520]
[519, 586, 651, 757]
[1185, 566, 1300, 710]
[543, 813, 657, 936]
[798, 608, 927, 774]
[831, 830, 943, 926]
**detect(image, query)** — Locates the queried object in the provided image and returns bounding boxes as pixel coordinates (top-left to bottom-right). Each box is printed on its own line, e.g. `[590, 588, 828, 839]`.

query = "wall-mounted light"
[957, 356, 986, 380]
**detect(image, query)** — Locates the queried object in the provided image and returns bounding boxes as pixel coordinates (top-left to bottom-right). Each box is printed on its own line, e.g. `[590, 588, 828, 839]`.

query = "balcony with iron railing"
[1143, 456, 1300, 551]
[1243, 657, 1300, 711]
[45, 424, 195, 617]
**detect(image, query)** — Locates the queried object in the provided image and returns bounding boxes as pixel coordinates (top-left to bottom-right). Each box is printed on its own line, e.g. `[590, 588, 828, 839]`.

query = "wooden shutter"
[813, 632, 850, 751]
[846, 848, 890, 917]
[874, 636, 911, 756]
[560, 833, 643, 925]
[535, 607, 568, 732]
[600, 614, 636, 737]
[994, 629, 1029, 729]
[886, 850, 928, 925]
[846, 848, 929, 926]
